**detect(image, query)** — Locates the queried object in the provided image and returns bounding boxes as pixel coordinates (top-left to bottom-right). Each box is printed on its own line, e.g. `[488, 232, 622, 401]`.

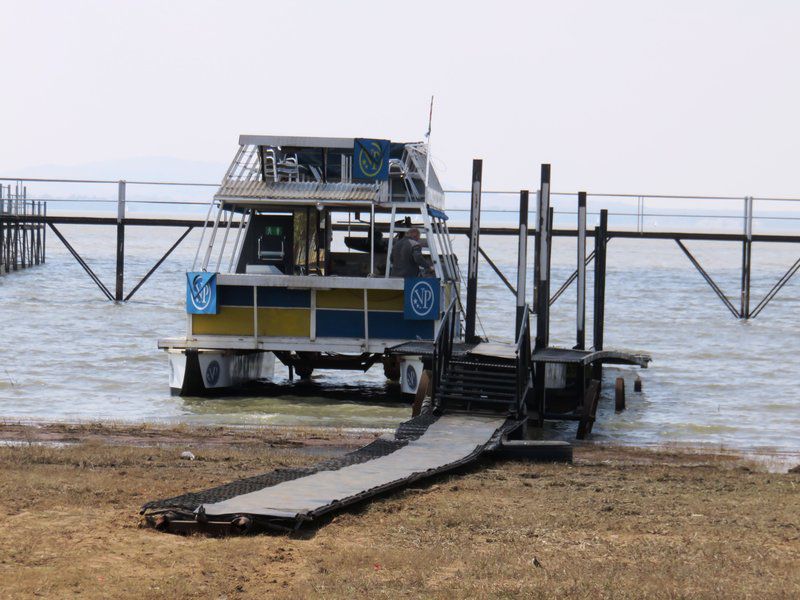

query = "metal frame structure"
[0, 183, 45, 274]
[3, 173, 800, 319]
[157, 135, 461, 377]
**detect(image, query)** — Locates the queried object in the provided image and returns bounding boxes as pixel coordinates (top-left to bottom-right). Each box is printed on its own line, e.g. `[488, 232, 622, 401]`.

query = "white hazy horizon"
[2, 1, 799, 198]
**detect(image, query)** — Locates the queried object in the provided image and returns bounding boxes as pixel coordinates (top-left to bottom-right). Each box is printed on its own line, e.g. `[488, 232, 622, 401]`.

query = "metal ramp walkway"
[142, 414, 513, 535]
[142, 304, 528, 535]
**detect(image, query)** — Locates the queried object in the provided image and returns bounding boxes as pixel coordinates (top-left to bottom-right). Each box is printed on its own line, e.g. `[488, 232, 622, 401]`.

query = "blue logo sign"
[353, 138, 390, 181]
[404, 277, 440, 320]
[205, 360, 221, 386]
[186, 272, 217, 314]
[406, 364, 418, 391]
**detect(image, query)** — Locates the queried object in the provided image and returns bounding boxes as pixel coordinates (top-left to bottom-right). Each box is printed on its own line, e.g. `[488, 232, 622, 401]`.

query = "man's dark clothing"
[390, 236, 431, 277]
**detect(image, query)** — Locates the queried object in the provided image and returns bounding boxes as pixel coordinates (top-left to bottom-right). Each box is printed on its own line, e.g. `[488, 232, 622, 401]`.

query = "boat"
[159, 135, 461, 396]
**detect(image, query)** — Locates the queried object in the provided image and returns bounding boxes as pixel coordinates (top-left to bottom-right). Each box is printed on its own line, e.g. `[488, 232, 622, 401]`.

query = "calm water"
[2, 223, 799, 463]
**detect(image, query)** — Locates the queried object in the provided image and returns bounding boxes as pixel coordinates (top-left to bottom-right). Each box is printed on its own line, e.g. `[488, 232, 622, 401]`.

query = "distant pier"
[0, 183, 45, 274]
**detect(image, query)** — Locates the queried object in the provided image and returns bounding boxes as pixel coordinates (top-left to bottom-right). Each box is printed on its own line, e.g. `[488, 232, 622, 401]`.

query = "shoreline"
[0, 420, 797, 597]
[0, 419, 797, 473]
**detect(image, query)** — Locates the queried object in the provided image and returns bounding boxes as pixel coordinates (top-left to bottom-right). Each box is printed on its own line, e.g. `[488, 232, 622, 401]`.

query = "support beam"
[749, 254, 800, 319]
[478, 246, 516, 296]
[576, 191, 587, 350]
[516, 190, 529, 334]
[465, 159, 483, 343]
[48, 223, 114, 301]
[675, 239, 740, 318]
[123, 227, 194, 302]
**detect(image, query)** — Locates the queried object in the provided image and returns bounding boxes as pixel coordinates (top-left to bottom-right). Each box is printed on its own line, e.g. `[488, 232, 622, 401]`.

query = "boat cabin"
[161, 135, 461, 393]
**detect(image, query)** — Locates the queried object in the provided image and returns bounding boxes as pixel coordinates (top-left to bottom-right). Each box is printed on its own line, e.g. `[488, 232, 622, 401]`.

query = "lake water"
[2, 221, 799, 464]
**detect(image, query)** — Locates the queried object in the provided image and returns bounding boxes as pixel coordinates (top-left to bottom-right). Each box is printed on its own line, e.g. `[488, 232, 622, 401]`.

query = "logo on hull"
[205, 360, 221, 386]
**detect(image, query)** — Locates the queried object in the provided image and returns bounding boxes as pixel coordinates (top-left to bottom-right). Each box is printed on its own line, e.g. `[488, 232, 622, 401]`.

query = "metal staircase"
[435, 358, 518, 414]
[433, 301, 531, 419]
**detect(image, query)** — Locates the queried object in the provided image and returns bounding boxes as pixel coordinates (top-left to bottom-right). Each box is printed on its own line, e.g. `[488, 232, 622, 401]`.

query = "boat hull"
[169, 349, 275, 396]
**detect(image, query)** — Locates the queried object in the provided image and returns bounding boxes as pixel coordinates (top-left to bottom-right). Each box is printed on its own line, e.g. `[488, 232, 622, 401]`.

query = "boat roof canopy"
[239, 135, 357, 149]
[238, 135, 420, 150]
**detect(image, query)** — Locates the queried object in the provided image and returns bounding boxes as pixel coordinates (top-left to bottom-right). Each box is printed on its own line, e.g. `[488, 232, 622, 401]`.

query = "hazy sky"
[2, 1, 798, 196]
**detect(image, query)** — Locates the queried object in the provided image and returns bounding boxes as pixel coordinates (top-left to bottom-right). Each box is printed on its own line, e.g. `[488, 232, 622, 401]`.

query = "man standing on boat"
[390, 228, 433, 277]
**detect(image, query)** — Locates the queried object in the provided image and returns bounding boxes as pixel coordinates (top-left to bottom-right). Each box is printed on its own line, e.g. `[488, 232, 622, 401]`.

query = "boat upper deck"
[214, 135, 444, 209]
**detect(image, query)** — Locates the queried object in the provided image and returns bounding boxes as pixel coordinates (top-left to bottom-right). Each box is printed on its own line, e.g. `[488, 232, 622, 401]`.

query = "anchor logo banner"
[353, 138, 390, 181]
[404, 277, 440, 320]
[186, 272, 218, 314]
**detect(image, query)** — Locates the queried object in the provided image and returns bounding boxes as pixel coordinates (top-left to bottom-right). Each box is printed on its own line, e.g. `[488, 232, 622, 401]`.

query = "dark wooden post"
[576, 192, 587, 349]
[740, 196, 753, 319]
[42, 201, 46, 264]
[516, 190, 529, 334]
[13, 191, 19, 270]
[532, 165, 552, 427]
[465, 159, 483, 343]
[593, 209, 608, 352]
[0, 189, 4, 273]
[615, 377, 625, 411]
[20, 193, 27, 269]
[534, 164, 551, 351]
[115, 180, 126, 302]
[0, 189, 4, 272]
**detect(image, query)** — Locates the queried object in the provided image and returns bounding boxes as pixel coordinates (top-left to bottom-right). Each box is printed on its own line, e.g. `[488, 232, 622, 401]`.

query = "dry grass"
[0, 426, 798, 599]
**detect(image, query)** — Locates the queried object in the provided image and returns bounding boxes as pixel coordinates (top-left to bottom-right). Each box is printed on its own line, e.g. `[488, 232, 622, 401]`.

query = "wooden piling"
[516, 190, 529, 335]
[593, 209, 608, 351]
[533, 164, 552, 427]
[592, 209, 608, 381]
[0, 191, 4, 273]
[115, 181, 126, 302]
[0, 189, 46, 275]
[634, 376, 642, 392]
[576, 192, 587, 350]
[615, 377, 625, 411]
[465, 159, 483, 343]
[534, 164, 551, 350]
[740, 196, 753, 319]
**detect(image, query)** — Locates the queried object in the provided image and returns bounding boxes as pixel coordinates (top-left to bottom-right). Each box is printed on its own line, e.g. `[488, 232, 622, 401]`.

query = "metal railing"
[0, 184, 46, 273]
[5, 176, 800, 233]
[431, 296, 458, 410]
[4, 175, 800, 317]
[514, 303, 532, 418]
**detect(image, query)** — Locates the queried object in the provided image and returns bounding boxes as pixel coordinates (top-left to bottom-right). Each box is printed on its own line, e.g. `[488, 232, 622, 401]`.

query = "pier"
[140, 158, 647, 534]
[2, 174, 799, 319]
[0, 183, 46, 274]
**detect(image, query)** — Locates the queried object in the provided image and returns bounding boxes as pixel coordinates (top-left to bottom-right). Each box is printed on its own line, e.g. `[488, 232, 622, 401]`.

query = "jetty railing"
[2, 174, 800, 318]
[0, 183, 46, 274]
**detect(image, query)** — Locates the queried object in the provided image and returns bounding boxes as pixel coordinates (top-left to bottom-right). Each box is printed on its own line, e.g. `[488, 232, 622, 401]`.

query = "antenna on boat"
[424, 95, 434, 201]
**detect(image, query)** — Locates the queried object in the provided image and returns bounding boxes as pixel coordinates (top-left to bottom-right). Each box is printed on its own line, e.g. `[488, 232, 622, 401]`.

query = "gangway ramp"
[143, 414, 513, 534]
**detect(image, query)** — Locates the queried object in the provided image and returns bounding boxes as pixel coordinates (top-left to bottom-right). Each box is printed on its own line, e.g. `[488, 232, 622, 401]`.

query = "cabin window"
[292, 208, 326, 274]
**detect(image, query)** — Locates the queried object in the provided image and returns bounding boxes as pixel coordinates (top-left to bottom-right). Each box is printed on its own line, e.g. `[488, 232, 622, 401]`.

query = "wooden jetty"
[2, 173, 799, 320]
[0, 183, 45, 274]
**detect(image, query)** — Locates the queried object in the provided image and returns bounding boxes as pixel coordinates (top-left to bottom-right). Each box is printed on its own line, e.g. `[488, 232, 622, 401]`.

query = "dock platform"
[389, 340, 651, 368]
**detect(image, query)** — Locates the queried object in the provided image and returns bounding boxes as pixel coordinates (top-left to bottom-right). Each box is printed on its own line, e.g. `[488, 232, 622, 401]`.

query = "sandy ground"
[0, 421, 798, 599]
